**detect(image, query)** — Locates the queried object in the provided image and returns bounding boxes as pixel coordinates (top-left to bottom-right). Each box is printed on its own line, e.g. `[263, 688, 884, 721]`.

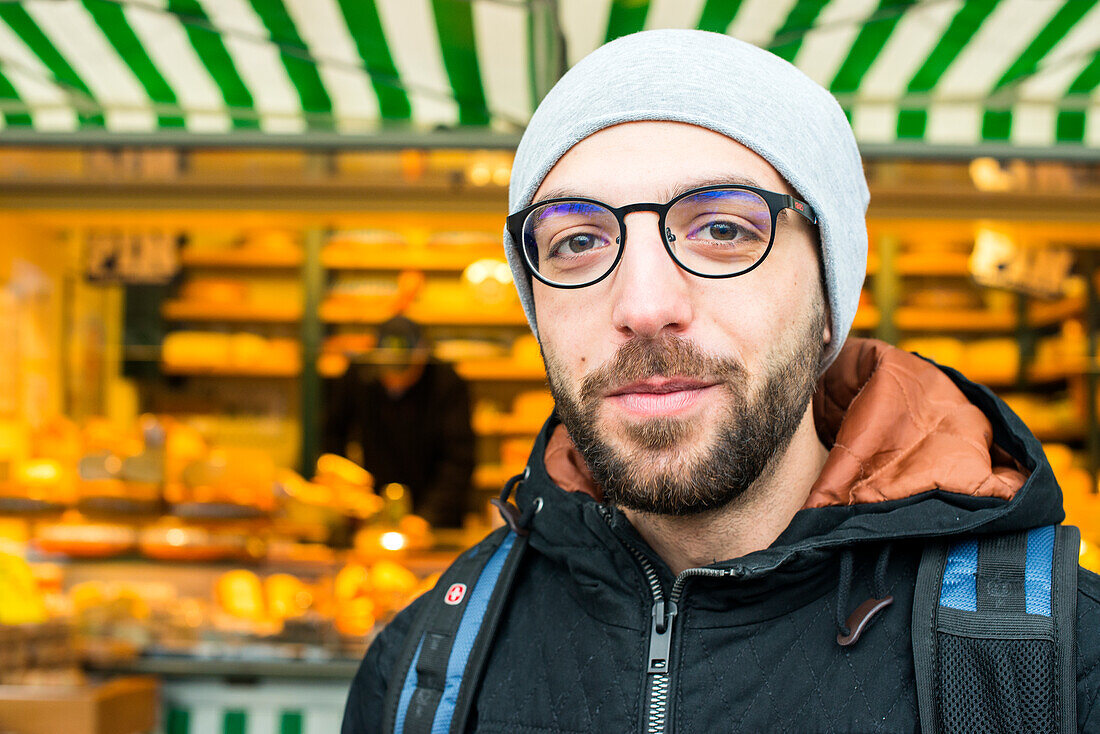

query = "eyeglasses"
[506, 184, 817, 289]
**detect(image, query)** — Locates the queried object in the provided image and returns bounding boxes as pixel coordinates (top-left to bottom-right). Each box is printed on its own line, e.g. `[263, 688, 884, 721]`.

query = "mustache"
[578, 334, 746, 403]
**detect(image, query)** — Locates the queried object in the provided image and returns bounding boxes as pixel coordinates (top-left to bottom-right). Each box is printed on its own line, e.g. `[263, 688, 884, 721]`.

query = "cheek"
[532, 285, 583, 369]
[533, 284, 615, 384]
[693, 266, 816, 366]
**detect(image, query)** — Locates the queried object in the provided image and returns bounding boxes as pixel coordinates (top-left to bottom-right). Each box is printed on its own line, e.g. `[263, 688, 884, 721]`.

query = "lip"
[605, 377, 716, 397]
[604, 378, 719, 417]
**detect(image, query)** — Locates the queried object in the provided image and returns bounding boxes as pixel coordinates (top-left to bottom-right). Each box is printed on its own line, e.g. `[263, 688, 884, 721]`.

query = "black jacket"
[343, 361, 1100, 732]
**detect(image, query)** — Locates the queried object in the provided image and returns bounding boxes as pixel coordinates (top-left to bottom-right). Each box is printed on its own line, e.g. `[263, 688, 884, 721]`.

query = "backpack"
[382, 489, 1080, 734]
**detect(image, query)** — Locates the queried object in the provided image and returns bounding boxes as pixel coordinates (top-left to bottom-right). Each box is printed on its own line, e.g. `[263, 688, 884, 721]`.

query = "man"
[344, 30, 1100, 731]
[324, 316, 474, 528]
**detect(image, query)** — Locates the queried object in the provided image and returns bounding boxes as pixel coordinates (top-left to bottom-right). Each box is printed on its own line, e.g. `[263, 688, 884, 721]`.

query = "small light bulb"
[493, 262, 513, 284]
[23, 461, 60, 482]
[380, 531, 406, 551]
[468, 163, 491, 186]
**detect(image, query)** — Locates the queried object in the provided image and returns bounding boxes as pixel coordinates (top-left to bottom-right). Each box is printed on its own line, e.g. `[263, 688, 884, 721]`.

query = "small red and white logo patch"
[794, 201, 805, 212]
[444, 583, 467, 605]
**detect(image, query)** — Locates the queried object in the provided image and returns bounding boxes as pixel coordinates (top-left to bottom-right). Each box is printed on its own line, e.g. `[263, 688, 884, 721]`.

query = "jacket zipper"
[603, 508, 738, 733]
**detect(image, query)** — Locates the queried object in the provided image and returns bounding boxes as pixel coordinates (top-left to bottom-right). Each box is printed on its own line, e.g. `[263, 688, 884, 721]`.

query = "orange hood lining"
[543, 338, 1027, 509]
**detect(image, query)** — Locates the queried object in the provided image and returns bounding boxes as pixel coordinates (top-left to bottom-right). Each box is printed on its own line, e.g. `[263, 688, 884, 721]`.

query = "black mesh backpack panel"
[912, 525, 1079, 734]
[938, 634, 1055, 733]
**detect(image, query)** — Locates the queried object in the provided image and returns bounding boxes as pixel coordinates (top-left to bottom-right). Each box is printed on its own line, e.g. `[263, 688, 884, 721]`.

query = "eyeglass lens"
[522, 188, 774, 286]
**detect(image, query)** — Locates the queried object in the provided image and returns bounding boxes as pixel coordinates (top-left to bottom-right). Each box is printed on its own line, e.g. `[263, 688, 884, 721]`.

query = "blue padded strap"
[1024, 525, 1055, 617]
[430, 531, 517, 733]
[939, 538, 978, 612]
[393, 637, 424, 734]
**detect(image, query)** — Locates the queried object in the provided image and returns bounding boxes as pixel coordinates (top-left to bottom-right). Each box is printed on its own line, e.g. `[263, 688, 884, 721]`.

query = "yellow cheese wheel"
[963, 338, 1018, 381]
[899, 338, 965, 370]
[335, 596, 376, 637]
[369, 560, 417, 596]
[243, 229, 298, 252]
[335, 563, 370, 601]
[180, 278, 248, 304]
[264, 573, 310, 619]
[216, 569, 265, 620]
[227, 333, 269, 366]
[317, 453, 372, 488]
[163, 332, 230, 368]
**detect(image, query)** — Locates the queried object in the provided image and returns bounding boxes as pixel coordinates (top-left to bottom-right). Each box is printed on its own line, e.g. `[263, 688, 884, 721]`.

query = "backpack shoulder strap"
[913, 524, 1079, 734]
[382, 525, 528, 734]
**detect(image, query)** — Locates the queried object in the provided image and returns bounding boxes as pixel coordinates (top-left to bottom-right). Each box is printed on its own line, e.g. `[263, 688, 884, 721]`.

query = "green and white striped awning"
[0, 0, 1098, 154]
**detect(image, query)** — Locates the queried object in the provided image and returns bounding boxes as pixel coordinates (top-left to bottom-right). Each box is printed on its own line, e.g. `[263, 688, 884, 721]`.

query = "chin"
[603, 404, 718, 453]
[605, 417, 722, 477]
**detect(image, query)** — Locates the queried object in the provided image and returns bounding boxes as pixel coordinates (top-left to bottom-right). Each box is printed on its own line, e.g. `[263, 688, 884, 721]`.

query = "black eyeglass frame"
[506, 184, 818, 289]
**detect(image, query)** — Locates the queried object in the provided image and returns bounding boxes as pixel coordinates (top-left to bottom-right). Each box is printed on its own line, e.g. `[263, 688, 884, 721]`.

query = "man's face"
[531, 121, 829, 516]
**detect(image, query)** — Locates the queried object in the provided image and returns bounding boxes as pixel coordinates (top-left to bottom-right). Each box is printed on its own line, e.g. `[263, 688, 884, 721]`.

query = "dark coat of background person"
[341, 341, 1100, 733]
[324, 359, 475, 528]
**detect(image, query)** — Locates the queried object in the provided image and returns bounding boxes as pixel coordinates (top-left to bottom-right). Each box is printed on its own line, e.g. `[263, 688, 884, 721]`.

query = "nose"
[609, 211, 694, 340]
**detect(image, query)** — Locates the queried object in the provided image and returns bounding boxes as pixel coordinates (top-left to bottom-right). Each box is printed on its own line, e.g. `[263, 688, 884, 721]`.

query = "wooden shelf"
[85, 657, 359, 680]
[968, 369, 1062, 388]
[405, 304, 527, 326]
[865, 252, 971, 277]
[162, 300, 302, 322]
[961, 370, 1017, 388]
[1029, 362, 1081, 384]
[1031, 296, 1084, 327]
[455, 360, 546, 381]
[322, 247, 501, 271]
[895, 252, 971, 276]
[895, 297, 1083, 333]
[895, 307, 1014, 332]
[321, 301, 528, 326]
[1032, 426, 1085, 443]
[159, 355, 548, 383]
[161, 362, 300, 377]
[180, 248, 303, 268]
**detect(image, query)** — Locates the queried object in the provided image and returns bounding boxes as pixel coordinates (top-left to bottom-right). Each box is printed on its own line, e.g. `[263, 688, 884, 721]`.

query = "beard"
[546, 309, 825, 517]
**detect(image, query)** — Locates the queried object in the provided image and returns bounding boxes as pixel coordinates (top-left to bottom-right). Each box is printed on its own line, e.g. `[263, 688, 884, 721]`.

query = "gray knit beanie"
[505, 29, 869, 372]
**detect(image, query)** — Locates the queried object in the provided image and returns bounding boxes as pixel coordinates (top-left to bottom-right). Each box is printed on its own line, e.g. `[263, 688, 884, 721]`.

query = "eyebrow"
[530, 174, 769, 206]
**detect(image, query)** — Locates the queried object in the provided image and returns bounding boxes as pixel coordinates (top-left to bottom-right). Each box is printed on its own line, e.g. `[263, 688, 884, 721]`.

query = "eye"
[549, 232, 606, 257]
[702, 221, 739, 241]
[688, 219, 754, 243]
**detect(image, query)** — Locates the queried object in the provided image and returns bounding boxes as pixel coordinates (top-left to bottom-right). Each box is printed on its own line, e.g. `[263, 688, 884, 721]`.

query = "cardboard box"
[0, 676, 157, 734]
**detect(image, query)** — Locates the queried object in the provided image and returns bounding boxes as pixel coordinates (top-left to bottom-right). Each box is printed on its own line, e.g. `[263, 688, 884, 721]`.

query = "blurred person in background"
[324, 316, 474, 528]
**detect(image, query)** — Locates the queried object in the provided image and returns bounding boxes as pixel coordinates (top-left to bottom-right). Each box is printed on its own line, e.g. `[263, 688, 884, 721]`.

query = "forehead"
[532, 121, 794, 206]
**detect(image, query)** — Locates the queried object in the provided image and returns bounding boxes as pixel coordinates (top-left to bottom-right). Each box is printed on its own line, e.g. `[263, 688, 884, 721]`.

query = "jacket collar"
[515, 338, 1062, 564]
